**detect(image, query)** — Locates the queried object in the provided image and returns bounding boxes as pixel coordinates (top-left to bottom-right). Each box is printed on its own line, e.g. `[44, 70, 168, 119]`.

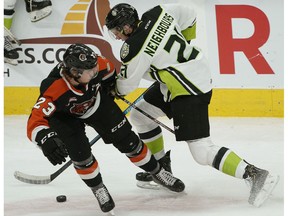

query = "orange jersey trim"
[27, 79, 71, 140]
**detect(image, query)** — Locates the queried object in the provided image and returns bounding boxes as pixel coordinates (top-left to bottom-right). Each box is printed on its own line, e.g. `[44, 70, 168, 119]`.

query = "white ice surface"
[4, 116, 284, 216]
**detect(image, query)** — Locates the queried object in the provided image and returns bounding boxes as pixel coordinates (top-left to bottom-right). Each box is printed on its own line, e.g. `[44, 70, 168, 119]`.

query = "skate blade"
[251, 174, 280, 207]
[107, 209, 115, 215]
[4, 58, 18, 66]
[136, 180, 160, 190]
[30, 6, 52, 22]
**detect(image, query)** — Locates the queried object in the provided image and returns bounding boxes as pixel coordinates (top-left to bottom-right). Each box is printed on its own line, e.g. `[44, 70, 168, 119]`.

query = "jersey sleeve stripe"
[43, 79, 70, 100]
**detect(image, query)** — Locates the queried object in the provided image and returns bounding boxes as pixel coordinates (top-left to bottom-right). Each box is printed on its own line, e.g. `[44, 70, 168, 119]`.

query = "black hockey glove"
[101, 79, 117, 98]
[35, 129, 68, 165]
[108, 85, 123, 100]
[101, 73, 122, 99]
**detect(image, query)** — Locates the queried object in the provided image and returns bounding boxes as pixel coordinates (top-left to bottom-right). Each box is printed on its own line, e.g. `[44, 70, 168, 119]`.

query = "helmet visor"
[108, 26, 124, 39]
[69, 67, 98, 79]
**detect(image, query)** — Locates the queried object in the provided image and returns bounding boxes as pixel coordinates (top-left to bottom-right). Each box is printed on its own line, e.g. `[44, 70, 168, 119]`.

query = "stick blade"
[14, 171, 52, 184]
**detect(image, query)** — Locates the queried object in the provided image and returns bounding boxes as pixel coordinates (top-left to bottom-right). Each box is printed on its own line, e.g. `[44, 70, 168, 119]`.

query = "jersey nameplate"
[144, 13, 174, 57]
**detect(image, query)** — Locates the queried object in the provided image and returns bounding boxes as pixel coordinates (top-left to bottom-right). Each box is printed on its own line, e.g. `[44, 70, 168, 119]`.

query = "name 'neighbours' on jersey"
[144, 12, 174, 57]
[119, 5, 212, 99]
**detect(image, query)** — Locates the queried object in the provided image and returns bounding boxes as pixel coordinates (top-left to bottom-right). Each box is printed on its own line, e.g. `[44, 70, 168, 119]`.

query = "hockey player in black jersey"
[26, 43, 185, 213]
[105, 3, 279, 207]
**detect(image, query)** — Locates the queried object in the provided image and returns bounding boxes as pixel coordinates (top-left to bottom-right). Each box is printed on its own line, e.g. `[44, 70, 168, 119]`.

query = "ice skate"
[4, 35, 19, 65]
[92, 183, 115, 213]
[151, 167, 185, 192]
[136, 151, 172, 190]
[25, 0, 52, 22]
[243, 164, 279, 207]
[158, 150, 172, 173]
[136, 172, 160, 190]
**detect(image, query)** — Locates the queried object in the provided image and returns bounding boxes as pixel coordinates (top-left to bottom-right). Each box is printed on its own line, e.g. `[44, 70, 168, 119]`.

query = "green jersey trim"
[150, 65, 203, 100]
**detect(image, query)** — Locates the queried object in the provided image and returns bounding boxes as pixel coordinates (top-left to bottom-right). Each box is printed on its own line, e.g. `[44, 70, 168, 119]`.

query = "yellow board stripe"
[70, 4, 89, 11]
[65, 13, 86, 21]
[61, 23, 84, 34]
[4, 87, 39, 115]
[210, 89, 284, 117]
[4, 87, 284, 117]
[61, 1, 91, 34]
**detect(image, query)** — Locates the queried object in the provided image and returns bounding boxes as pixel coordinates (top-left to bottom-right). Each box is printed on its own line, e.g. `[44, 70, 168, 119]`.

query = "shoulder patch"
[120, 43, 130, 59]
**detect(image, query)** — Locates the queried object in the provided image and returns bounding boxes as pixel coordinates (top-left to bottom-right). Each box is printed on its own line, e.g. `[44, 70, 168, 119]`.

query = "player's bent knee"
[72, 154, 94, 169]
[130, 105, 152, 127]
[187, 137, 220, 166]
[130, 100, 157, 127]
[130, 109, 160, 134]
[113, 131, 140, 154]
[129, 108, 142, 125]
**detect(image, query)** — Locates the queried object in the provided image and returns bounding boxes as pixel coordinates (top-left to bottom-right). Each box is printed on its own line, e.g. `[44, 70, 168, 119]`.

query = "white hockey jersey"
[116, 4, 212, 101]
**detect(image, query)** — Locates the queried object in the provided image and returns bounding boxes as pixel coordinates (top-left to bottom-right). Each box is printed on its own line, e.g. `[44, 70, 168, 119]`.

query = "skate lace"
[95, 187, 110, 205]
[156, 169, 176, 186]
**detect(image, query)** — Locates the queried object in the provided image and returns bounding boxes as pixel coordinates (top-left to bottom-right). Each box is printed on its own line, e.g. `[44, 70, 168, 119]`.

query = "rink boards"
[4, 87, 283, 117]
[3, 0, 284, 117]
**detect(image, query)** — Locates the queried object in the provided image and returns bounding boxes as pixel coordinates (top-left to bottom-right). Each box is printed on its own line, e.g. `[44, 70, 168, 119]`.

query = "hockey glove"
[101, 78, 117, 99]
[101, 73, 122, 99]
[108, 85, 123, 100]
[36, 128, 68, 165]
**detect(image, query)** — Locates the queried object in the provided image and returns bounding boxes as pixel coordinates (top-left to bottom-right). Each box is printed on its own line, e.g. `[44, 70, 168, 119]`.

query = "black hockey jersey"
[27, 56, 115, 143]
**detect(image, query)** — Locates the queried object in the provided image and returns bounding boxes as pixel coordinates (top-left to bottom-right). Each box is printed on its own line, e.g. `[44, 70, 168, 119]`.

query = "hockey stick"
[14, 85, 155, 185]
[119, 97, 175, 134]
[4, 26, 22, 45]
[14, 135, 101, 184]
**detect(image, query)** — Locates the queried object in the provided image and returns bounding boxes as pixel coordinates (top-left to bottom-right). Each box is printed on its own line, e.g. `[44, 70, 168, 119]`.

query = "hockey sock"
[212, 147, 248, 179]
[126, 141, 160, 174]
[4, 5, 16, 29]
[138, 126, 165, 160]
[73, 155, 103, 187]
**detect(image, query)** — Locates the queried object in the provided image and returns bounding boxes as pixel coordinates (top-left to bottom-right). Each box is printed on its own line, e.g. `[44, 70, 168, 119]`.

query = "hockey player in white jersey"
[4, 0, 52, 65]
[105, 3, 279, 207]
[4, 0, 20, 65]
[24, 0, 52, 22]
